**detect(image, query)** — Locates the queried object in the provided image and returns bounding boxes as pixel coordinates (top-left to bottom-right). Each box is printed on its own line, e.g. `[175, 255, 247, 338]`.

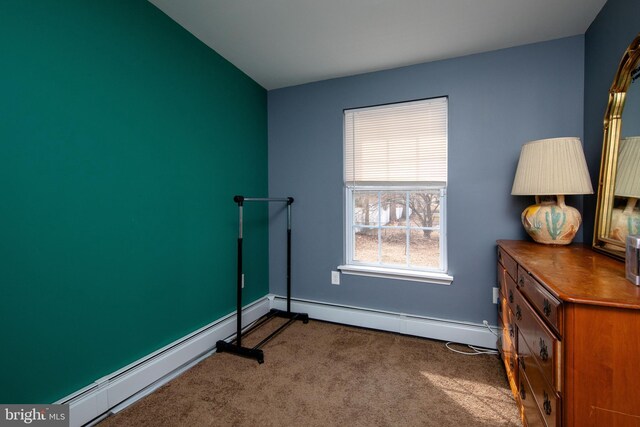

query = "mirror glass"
[594, 35, 640, 259]
[607, 71, 640, 245]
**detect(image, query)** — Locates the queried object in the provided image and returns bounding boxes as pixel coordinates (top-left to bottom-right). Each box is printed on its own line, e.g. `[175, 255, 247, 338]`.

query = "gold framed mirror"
[593, 34, 640, 259]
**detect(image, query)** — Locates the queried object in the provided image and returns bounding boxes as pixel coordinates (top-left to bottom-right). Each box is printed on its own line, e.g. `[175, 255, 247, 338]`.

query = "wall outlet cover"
[331, 271, 340, 285]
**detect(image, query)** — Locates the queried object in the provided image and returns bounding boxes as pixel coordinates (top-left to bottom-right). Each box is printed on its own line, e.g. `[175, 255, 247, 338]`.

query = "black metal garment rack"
[215, 195, 309, 363]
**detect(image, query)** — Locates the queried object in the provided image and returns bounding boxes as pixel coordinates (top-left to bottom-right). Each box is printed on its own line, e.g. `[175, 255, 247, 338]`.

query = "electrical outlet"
[331, 271, 340, 285]
[492, 287, 499, 304]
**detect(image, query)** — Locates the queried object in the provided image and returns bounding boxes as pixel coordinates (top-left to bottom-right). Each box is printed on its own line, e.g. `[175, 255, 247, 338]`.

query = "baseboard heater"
[58, 297, 271, 427]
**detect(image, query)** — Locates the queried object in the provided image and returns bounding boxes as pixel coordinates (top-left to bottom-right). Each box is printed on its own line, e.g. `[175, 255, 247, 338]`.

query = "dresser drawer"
[499, 294, 516, 347]
[498, 247, 518, 281]
[503, 271, 518, 318]
[518, 266, 562, 335]
[499, 311, 517, 367]
[519, 365, 547, 427]
[498, 263, 507, 298]
[514, 290, 561, 391]
[498, 295, 519, 396]
[504, 334, 518, 385]
[498, 318, 518, 392]
[519, 331, 561, 427]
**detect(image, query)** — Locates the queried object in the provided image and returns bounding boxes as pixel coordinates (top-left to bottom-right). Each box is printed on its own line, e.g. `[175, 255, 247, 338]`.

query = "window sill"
[337, 265, 453, 285]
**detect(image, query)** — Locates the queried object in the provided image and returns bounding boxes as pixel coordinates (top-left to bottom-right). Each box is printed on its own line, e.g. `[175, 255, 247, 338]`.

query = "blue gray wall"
[268, 36, 584, 324]
[584, 0, 640, 240]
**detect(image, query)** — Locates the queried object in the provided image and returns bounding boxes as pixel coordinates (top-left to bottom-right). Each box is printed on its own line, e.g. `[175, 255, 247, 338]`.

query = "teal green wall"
[0, 1, 268, 403]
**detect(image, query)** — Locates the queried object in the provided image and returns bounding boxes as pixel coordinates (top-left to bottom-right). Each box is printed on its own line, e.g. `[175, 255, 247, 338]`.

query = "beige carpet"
[100, 319, 520, 426]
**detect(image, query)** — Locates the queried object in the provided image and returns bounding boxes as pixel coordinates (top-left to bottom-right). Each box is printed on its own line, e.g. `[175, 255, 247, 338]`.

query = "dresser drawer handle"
[520, 358, 526, 371]
[518, 276, 525, 286]
[539, 338, 549, 361]
[498, 251, 503, 262]
[508, 289, 514, 303]
[509, 325, 514, 338]
[520, 383, 526, 400]
[543, 391, 552, 415]
[515, 305, 522, 321]
[543, 299, 552, 317]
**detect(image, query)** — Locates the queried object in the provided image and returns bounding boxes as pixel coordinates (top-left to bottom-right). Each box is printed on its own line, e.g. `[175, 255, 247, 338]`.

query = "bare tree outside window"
[352, 189, 442, 269]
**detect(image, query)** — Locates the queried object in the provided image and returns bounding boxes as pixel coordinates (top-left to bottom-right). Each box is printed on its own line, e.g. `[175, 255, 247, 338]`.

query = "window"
[340, 97, 451, 284]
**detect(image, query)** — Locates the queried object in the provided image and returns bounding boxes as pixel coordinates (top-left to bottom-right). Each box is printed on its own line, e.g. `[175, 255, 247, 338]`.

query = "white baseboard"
[58, 294, 496, 426]
[57, 297, 271, 427]
[269, 295, 498, 349]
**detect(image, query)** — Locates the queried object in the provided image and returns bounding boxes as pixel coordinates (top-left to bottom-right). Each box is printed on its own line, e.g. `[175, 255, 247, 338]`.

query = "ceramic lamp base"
[608, 198, 640, 243]
[521, 195, 581, 245]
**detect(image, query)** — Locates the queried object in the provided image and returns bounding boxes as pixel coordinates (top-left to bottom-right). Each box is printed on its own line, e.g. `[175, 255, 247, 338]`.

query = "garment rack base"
[216, 309, 309, 363]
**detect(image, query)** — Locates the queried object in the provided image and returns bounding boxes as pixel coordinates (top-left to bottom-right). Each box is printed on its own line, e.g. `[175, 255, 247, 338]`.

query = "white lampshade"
[511, 137, 594, 196]
[614, 136, 640, 198]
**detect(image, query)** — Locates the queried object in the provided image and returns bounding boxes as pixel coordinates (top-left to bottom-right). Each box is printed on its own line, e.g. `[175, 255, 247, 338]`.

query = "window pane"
[410, 229, 440, 268]
[353, 228, 379, 264]
[347, 186, 446, 272]
[381, 191, 406, 228]
[353, 191, 380, 226]
[381, 228, 407, 265]
[409, 191, 441, 228]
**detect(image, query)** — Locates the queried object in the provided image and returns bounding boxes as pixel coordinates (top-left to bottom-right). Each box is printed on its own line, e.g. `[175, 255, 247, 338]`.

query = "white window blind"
[344, 97, 448, 185]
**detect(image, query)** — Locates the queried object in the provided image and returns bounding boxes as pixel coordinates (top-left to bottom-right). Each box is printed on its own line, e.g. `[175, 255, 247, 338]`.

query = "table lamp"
[511, 137, 593, 245]
[609, 136, 640, 242]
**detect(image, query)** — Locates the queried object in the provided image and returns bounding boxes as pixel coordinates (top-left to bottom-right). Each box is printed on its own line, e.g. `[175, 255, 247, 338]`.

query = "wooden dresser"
[496, 240, 640, 427]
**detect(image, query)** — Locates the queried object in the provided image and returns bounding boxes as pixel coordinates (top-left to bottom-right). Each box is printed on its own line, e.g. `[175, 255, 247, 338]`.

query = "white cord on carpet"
[444, 321, 499, 356]
[445, 342, 499, 355]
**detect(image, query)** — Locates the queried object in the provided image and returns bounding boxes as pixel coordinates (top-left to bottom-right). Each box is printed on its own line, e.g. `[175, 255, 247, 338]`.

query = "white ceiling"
[148, 0, 607, 90]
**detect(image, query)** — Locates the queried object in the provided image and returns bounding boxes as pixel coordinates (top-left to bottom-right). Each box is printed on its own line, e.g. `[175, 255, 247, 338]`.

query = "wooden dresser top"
[497, 240, 640, 309]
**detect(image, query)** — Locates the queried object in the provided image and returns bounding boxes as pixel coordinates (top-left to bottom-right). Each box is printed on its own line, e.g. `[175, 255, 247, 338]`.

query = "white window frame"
[339, 98, 452, 285]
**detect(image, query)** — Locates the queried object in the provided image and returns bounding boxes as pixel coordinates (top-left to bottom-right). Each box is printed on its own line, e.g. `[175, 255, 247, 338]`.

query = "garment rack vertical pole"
[215, 195, 308, 363]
